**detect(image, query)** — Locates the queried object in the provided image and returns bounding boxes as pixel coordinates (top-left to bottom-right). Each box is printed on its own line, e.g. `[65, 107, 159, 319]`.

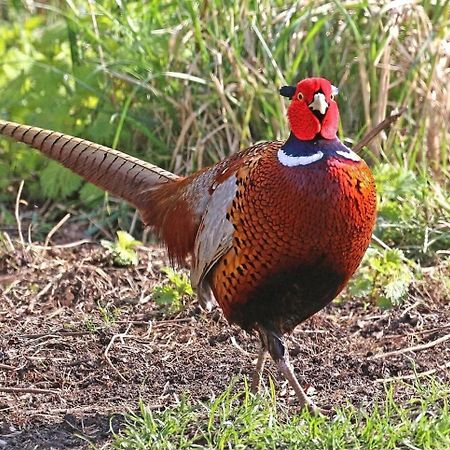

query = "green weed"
[348, 247, 417, 309]
[101, 230, 141, 267]
[97, 305, 121, 326]
[153, 267, 194, 313]
[375, 164, 450, 263]
[83, 317, 100, 333]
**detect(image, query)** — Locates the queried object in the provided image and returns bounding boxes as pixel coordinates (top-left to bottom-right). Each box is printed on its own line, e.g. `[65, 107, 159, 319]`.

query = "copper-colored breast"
[211, 145, 376, 332]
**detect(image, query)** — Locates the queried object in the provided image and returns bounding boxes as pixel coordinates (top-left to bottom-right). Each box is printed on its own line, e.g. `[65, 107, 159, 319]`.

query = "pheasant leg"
[250, 346, 267, 394]
[275, 356, 318, 414]
[256, 324, 323, 415]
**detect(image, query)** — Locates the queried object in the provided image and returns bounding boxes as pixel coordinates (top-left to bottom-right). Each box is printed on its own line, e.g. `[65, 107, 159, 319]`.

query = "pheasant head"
[280, 77, 339, 141]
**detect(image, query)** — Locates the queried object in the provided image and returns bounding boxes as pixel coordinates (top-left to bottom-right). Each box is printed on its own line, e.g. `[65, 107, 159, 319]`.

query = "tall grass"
[1, 0, 449, 179]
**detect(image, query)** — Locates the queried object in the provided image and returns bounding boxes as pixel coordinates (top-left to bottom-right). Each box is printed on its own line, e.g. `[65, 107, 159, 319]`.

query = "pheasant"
[0, 77, 377, 413]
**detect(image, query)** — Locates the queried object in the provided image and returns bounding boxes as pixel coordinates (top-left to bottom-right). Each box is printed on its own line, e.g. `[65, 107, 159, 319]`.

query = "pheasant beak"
[309, 93, 328, 115]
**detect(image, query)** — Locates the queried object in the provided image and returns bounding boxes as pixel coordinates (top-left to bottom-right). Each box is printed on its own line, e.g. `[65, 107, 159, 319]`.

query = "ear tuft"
[331, 85, 339, 96]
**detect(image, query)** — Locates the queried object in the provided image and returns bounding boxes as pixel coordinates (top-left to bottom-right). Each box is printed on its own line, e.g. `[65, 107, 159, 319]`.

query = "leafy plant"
[348, 247, 417, 309]
[101, 230, 141, 267]
[83, 317, 100, 333]
[374, 164, 450, 263]
[153, 267, 194, 312]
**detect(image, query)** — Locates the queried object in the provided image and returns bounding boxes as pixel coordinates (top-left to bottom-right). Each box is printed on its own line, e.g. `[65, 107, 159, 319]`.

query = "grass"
[101, 378, 450, 450]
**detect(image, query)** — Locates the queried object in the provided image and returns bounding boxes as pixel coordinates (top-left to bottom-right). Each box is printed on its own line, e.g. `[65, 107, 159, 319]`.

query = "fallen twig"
[26, 403, 164, 417]
[104, 324, 133, 382]
[1, 231, 15, 252]
[380, 323, 450, 340]
[375, 361, 450, 383]
[30, 239, 93, 250]
[0, 274, 20, 287]
[0, 387, 60, 395]
[151, 317, 194, 328]
[28, 281, 53, 313]
[14, 180, 26, 249]
[43, 213, 71, 249]
[353, 108, 406, 153]
[230, 335, 250, 356]
[369, 333, 450, 360]
[18, 331, 93, 339]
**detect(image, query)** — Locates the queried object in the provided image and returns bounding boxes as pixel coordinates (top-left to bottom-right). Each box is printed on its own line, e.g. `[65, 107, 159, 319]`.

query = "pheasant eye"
[297, 92, 304, 101]
[330, 94, 335, 101]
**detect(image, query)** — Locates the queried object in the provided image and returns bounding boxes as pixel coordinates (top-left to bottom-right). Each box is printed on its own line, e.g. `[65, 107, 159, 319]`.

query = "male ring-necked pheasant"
[0, 77, 377, 413]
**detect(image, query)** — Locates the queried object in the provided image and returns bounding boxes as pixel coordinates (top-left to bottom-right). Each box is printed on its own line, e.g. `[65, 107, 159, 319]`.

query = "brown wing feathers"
[0, 120, 180, 212]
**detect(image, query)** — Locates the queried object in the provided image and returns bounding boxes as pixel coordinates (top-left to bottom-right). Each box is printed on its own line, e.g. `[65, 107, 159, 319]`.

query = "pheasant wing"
[190, 174, 237, 292]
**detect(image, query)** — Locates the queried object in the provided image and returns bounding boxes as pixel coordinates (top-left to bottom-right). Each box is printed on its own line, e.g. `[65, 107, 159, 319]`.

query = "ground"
[0, 242, 449, 449]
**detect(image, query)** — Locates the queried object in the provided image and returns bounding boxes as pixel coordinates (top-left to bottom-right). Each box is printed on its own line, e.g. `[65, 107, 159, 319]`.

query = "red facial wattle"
[320, 99, 339, 139]
[285, 78, 339, 141]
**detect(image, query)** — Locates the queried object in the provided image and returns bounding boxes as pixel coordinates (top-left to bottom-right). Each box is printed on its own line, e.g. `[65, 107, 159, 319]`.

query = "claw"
[307, 403, 334, 417]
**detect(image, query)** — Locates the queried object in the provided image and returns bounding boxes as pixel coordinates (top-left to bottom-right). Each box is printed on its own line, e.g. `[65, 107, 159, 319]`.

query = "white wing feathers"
[190, 175, 237, 304]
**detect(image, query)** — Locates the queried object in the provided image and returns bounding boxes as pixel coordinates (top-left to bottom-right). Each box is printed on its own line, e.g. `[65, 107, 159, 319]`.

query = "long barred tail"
[0, 120, 180, 212]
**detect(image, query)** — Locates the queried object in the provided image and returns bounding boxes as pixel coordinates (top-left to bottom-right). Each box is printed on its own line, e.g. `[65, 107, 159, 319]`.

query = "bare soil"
[0, 242, 449, 450]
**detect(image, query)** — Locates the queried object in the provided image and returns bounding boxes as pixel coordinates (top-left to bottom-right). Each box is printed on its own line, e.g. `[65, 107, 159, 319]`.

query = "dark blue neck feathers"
[281, 133, 341, 157]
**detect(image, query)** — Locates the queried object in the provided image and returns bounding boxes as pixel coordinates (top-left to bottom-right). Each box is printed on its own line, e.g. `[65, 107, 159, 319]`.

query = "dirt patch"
[0, 243, 449, 449]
